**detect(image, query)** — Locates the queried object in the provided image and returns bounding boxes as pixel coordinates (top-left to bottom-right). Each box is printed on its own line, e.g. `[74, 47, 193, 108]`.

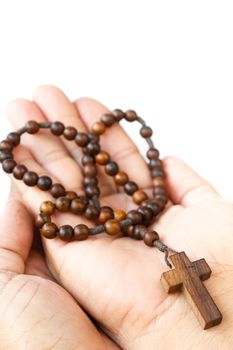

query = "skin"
[0, 85, 233, 349]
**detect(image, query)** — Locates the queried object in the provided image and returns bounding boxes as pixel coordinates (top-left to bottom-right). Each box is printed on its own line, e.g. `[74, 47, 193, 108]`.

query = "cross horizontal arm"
[160, 269, 183, 293]
[192, 259, 212, 281]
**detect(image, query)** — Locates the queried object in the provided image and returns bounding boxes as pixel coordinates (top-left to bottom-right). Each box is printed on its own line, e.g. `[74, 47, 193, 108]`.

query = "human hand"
[5, 85, 233, 350]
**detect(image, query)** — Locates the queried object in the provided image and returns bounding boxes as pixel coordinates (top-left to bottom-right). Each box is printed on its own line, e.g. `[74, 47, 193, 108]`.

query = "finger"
[74, 98, 152, 190]
[33, 85, 115, 195]
[163, 156, 219, 206]
[6, 98, 83, 193]
[0, 184, 33, 274]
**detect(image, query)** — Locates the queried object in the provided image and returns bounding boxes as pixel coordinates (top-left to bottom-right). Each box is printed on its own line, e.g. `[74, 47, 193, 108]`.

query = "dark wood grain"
[160, 251, 222, 329]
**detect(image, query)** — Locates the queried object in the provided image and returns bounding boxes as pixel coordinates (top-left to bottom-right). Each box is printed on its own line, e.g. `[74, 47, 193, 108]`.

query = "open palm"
[5, 85, 233, 350]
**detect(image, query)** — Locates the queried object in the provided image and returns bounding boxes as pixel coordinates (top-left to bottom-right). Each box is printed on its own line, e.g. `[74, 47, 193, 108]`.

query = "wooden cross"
[160, 252, 222, 329]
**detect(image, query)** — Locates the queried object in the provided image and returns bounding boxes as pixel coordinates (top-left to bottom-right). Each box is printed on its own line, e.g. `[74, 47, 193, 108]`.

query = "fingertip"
[74, 97, 109, 124]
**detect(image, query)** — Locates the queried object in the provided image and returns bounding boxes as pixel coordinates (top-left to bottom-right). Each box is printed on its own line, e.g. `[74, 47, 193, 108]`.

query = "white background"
[0, 0, 233, 212]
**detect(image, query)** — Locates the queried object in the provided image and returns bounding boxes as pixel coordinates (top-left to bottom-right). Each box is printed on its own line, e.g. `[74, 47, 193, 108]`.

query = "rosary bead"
[63, 126, 77, 140]
[71, 198, 87, 214]
[65, 191, 77, 200]
[149, 159, 163, 169]
[23, 171, 38, 186]
[104, 219, 121, 235]
[56, 197, 71, 212]
[105, 161, 119, 176]
[101, 113, 115, 127]
[146, 148, 159, 160]
[51, 122, 65, 136]
[96, 151, 110, 165]
[85, 142, 100, 156]
[114, 171, 128, 186]
[82, 155, 95, 166]
[124, 181, 138, 195]
[75, 132, 89, 147]
[125, 109, 137, 122]
[37, 176, 52, 191]
[152, 176, 165, 187]
[133, 190, 148, 204]
[140, 126, 153, 138]
[40, 222, 58, 239]
[7, 132, 20, 146]
[98, 206, 114, 223]
[74, 224, 89, 240]
[26, 120, 40, 134]
[114, 209, 127, 222]
[123, 225, 134, 237]
[0, 151, 13, 162]
[138, 207, 154, 226]
[144, 199, 161, 216]
[35, 213, 51, 228]
[153, 186, 167, 196]
[40, 201, 55, 215]
[50, 183, 66, 198]
[84, 163, 97, 177]
[154, 194, 168, 206]
[85, 205, 100, 220]
[92, 121, 106, 135]
[133, 225, 147, 240]
[87, 132, 100, 143]
[112, 109, 125, 121]
[2, 159, 16, 173]
[13, 164, 27, 179]
[0, 140, 13, 151]
[143, 230, 159, 246]
[83, 176, 98, 187]
[85, 185, 100, 198]
[151, 167, 165, 178]
[127, 210, 143, 225]
[58, 225, 74, 241]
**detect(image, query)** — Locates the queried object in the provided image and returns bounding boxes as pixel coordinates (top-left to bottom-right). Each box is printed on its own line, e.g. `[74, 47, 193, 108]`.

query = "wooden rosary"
[0, 108, 222, 329]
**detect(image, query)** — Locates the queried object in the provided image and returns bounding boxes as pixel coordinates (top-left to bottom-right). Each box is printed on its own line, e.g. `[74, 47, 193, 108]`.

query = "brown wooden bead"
[138, 207, 154, 226]
[149, 159, 163, 169]
[101, 113, 115, 126]
[154, 194, 168, 206]
[144, 230, 159, 246]
[144, 199, 161, 216]
[71, 198, 87, 214]
[105, 161, 119, 176]
[84, 163, 97, 177]
[96, 151, 110, 165]
[84, 176, 98, 187]
[85, 205, 100, 220]
[147, 148, 159, 160]
[74, 224, 89, 240]
[82, 155, 95, 166]
[153, 186, 167, 196]
[0, 151, 13, 162]
[92, 121, 106, 135]
[104, 219, 121, 235]
[63, 126, 77, 140]
[51, 183, 66, 198]
[98, 206, 114, 223]
[123, 225, 134, 237]
[58, 225, 74, 241]
[40, 222, 58, 239]
[85, 142, 100, 155]
[40, 201, 55, 215]
[87, 132, 100, 143]
[125, 109, 137, 122]
[133, 190, 148, 204]
[0, 140, 13, 151]
[127, 210, 143, 224]
[133, 225, 147, 240]
[112, 109, 125, 121]
[23, 171, 38, 186]
[50, 122, 65, 136]
[7, 132, 20, 146]
[26, 120, 40, 134]
[2, 159, 16, 173]
[114, 209, 127, 222]
[152, 176, 165, 187]
[85, 185, 100, 198]
[13, 164, 27, 180]
[151, 167, 165, 178]
[37, 176, 52, 191]
[65, 191, 77, 200]
[124, 181, 138, 195]
[75, 132, 89, 147]
[55, 197, 70, 212]
[35, 213, 51, 228]
[114, 171, 128, 186]
[140, 126, 153, 138]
